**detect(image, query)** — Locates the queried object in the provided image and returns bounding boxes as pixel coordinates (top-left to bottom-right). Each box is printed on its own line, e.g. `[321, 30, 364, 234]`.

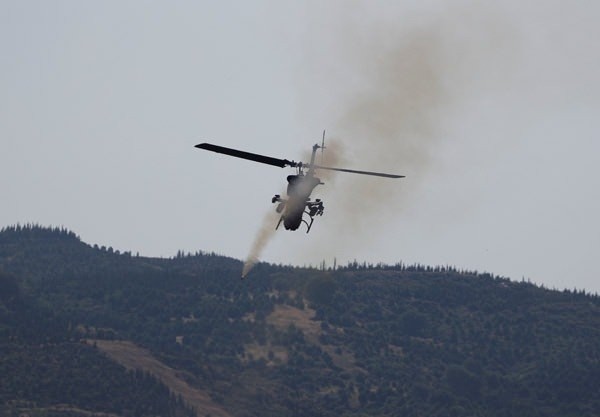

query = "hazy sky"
[2, 1, 599, 292]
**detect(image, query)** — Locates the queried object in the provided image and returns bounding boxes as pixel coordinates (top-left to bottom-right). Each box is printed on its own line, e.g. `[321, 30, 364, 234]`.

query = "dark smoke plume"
[291, 5, 514, 262]
[302, 27, 448, 259]
[245, 5, 514, 270]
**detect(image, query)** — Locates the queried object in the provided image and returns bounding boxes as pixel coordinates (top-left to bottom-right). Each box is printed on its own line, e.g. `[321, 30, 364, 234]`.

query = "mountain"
[1, 224, 599, 417]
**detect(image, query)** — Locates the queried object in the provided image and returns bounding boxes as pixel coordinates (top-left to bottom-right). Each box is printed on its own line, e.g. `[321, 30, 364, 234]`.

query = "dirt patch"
[90, 340, 231, 417]
[11, 404, 121, 417]
[266, 304, 322, 341]
[263, 304, 362, 373]
[243, 343, 289, 366]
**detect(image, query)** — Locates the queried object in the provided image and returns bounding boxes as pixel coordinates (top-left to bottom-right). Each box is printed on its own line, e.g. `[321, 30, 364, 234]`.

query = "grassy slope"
[91, 340, 230, 417]
[1, 225, 599, 417]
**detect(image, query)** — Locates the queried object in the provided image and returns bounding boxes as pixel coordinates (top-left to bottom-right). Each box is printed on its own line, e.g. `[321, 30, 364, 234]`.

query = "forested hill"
[1, 225, 599, 417]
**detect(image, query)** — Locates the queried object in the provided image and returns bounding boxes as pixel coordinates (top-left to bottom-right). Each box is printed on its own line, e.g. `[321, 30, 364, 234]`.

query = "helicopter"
[195, 134, 404, 233]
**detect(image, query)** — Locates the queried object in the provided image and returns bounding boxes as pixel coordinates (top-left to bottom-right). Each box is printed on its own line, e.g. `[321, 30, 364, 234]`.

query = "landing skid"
[301, 216, 315, 234]
[302, 199, 324, 233]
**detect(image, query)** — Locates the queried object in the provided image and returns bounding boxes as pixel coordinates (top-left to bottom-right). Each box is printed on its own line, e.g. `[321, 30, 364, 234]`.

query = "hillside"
[1, 225, 599, 417]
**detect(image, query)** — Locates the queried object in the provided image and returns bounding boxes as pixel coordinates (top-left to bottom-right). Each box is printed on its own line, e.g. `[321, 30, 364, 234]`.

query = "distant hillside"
[1, 225, 599, 417]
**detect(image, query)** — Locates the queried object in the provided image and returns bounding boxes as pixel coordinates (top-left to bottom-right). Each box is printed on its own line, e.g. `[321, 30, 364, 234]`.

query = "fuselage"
[282, 174, 321, 230]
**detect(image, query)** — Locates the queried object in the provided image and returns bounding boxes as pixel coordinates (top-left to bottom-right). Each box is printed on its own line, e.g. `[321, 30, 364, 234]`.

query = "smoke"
[291, 4, 515, 262]
[241, 205, 281, 277]
[295, 23, 448, 261]
[243, 4, 516, 272]
[333, 29, 444, 221]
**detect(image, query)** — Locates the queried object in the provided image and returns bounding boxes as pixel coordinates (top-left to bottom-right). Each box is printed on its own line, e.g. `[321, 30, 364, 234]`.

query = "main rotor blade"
[195, 143, 296, 168]
[309, 164, 405, 178]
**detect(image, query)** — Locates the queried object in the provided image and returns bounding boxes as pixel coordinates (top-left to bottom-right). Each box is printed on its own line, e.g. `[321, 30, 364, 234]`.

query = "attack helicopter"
[195, 134, 404, 233]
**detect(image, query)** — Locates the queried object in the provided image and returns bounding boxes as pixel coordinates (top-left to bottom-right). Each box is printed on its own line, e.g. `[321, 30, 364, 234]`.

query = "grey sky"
[1, 1, 599, 292]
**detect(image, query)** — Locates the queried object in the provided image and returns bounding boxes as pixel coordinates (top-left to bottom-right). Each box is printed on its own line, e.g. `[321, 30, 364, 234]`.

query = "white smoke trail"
[241, 208, 281, 278]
